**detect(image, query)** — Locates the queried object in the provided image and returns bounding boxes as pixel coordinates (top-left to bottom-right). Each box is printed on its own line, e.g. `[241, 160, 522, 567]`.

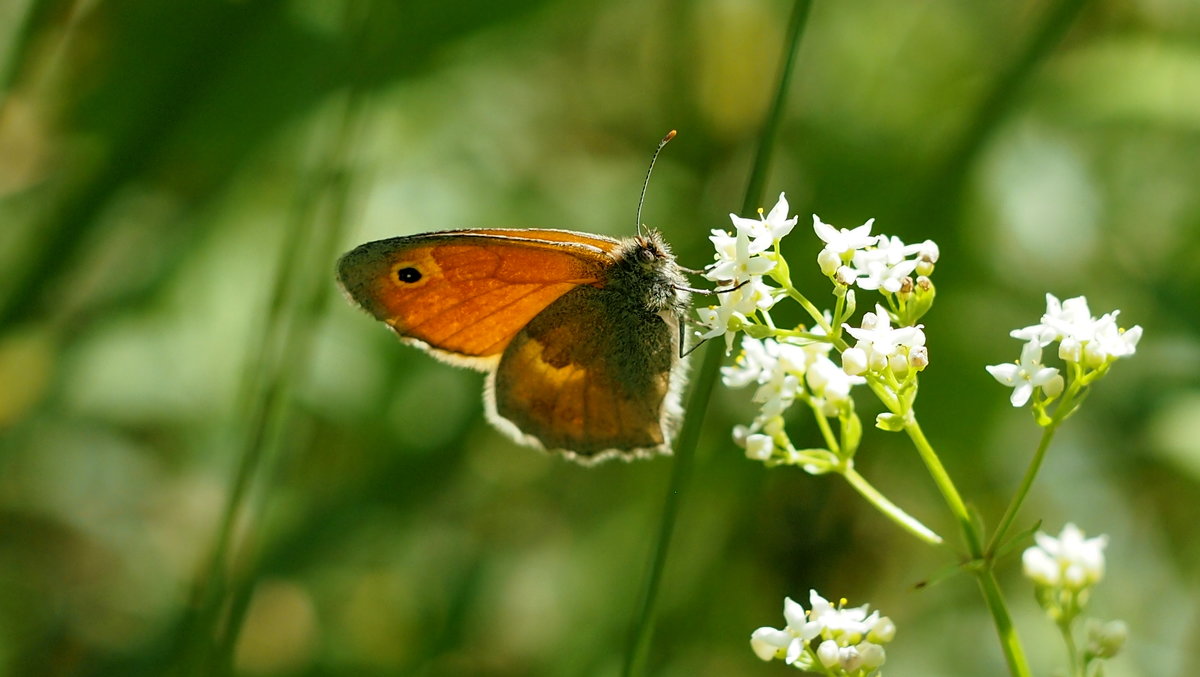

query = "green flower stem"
[1058, 618, 1083, 677]
[808, 399, 841, 456]
[988, 360, 1092, 555]
[841, 465, 943, 545]
[777, 277, 847, 348]
[977, 569, 1033, 677]
[986, 424, 1057, 557]
[902, 418, 975, 547]
[795, 290, 834, 335]
[865, 379, 902, 414]
[903, 417, 1032, 677]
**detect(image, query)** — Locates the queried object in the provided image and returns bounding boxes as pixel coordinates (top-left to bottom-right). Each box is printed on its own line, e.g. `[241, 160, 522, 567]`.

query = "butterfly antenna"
[636, 129, 676, 237]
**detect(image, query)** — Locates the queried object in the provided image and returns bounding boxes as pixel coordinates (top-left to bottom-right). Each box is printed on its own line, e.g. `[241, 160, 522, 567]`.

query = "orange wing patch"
[337, 232, 613, 363]
[488, 286, 673, 457]
[495, 333, 666, 453]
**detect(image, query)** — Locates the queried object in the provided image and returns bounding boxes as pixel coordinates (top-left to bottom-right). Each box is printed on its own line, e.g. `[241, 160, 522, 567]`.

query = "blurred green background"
[2, 0, 1198, 675]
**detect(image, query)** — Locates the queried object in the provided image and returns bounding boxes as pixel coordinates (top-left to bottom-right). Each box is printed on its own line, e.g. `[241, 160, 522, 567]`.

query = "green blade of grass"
[621, 3, 812, 676]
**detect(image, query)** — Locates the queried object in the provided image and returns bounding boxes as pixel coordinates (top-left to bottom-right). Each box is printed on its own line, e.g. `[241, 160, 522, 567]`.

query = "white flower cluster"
[699, 196, 940, 464]
[723, 335, 864, 464]
[697, 193, 797, 350]
[843, 304, 928, 377]
[1022, 523, 1107, 591]
[1011, 294, 1141, 367]
[986, 294, 1142, 408]
[1022, 523, 1111, 628]
[751, 591, 894, 676]
[813, 216, 939, 294]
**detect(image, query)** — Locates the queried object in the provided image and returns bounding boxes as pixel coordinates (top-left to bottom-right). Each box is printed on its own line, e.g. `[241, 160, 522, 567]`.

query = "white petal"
[1010, 382, 1034, 407]
[1022, 547, 1059, 586]
[986, 363, 1020, 386]
[783, 596, 807, 628]
[812, 215, 838, 244]
[765, 193, 790, 223]
[750, 627, 791, 660]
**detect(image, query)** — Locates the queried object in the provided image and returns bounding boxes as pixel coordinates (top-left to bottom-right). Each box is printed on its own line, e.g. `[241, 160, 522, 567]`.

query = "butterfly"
[336, 226, 692, 464]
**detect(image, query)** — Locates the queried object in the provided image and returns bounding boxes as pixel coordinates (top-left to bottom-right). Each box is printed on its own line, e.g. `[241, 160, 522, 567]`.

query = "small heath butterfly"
[337, 133, 693, 463]
[336, 227, 690, 463]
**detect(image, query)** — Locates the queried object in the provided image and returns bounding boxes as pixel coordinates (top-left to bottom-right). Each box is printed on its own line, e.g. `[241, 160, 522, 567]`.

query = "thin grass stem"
[174, 6, 373, 673]
[621, 2, 811, 676]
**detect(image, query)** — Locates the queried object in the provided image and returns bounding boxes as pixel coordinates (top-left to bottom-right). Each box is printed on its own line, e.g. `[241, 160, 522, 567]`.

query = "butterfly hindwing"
[487, 284, 679, 461]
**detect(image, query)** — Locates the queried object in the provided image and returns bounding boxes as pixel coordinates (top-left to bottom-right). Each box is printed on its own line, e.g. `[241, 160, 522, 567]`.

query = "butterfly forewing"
[338, 231, 615, 363]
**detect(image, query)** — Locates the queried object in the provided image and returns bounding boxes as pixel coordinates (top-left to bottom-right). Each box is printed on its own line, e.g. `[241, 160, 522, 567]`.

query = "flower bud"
[732, 424, 751, 447]
[842, 347, 868, 375]
[1041, 373, 1064, 399]
[835, 266, 857, 287]
[1086, 619, 1128, 659]
[1059, 337, 1082, 363]
[859, 641, 887, 668]
[816, 640, 841, 668]
[910, 346, 929, 371]
[869, 616, 896, 643]
[817, 247, 841, 277]
[744, 434, 774, 461]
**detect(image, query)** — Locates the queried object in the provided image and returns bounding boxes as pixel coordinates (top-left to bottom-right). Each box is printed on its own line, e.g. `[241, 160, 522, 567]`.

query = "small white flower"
[916, 239, 939, 261]
[750, 626, 792, 661]
[1008, 294, 1142, 376]
[844, 305, 926, 373]
[695, 282, 776, 354]
[849, 246, 918, 293]
[721, 336, 778, 388]
[1085, 315, 1142, 366]
[707, 228, 737, 262]
[751, 592, 893, 672]
[705, 225, 775, 282]
[730, 192, 798, 254]
[1042, 294, 1098, 340]
[754, 372, 801, 419]
[1021, 546, 1060, 587]
[808, 590, 870, 640]
[986, 341, 1062, 407]
[1022, 523, 1108, 590]
[694, 303, 743, 352]
[814, 215, 876, 256]
[807, 356, 865, 416]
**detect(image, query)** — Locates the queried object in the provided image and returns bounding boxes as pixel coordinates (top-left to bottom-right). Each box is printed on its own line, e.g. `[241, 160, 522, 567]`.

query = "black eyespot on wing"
[397, 267, 422, 283]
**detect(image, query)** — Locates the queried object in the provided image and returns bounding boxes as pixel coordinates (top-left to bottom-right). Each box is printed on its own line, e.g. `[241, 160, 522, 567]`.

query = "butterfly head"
[610, 230, 689, 315]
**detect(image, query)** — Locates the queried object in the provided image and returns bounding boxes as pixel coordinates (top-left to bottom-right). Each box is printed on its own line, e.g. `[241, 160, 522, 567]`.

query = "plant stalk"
[621, 2, 812, 676]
